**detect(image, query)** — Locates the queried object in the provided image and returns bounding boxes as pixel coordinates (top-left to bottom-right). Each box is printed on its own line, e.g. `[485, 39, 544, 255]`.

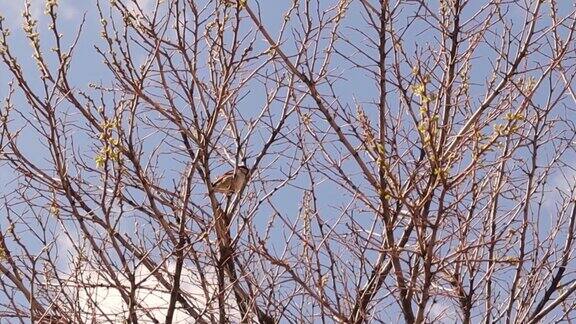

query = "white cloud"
[127, 0, 156, 16]
[427, 299, 458, 323]
[59, 262, 241, 323]
[59, 3, 79, 21]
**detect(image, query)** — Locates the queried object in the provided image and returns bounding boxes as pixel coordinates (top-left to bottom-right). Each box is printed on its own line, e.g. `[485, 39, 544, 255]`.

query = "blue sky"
[0, 0, 575, 322]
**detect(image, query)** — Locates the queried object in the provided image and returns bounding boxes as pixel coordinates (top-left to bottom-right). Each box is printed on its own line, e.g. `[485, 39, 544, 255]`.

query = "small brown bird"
[211, 165, 249, 195]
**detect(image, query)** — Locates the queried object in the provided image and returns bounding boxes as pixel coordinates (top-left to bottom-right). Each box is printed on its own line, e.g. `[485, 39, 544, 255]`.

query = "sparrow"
[211, 165, 249, 195]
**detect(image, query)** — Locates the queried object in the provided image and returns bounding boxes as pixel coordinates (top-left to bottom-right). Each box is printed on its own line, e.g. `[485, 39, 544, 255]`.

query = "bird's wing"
[212, 170, 233, 185]
[212, 170, 238, 193]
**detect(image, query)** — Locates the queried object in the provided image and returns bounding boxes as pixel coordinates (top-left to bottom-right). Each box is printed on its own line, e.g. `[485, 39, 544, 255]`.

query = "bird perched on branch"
[211, 165, 249, 195]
